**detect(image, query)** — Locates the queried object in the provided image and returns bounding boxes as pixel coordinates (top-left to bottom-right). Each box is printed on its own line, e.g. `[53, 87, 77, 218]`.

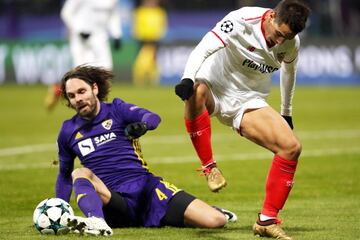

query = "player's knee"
[202, 212, 227, 228]
[285, 138, 302, 160]
[71, 167, 94, 180]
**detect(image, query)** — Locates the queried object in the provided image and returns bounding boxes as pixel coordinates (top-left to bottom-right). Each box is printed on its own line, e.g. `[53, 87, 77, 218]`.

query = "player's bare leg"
[240, 106, 301, 239]
[183, 199, 228, 228]
[240, 107, 301, 161]
[185, 82, 226, 192]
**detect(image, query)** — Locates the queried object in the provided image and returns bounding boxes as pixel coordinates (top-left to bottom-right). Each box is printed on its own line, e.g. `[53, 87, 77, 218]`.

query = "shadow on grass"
[192, 225, 254, 239]
[289, 226, 323, 232]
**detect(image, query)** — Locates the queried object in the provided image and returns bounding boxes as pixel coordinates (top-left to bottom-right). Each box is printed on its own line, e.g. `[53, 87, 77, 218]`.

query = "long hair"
[60, 65, 113, 107]
[274, 0, 311, 34]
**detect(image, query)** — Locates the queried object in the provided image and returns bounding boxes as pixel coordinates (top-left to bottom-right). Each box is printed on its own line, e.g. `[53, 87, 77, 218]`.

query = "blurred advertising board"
[0, 38, 359, 85]
[158, 38, 360, 85]
[0, 41, 71, 85]
[0, 40, 137, 84]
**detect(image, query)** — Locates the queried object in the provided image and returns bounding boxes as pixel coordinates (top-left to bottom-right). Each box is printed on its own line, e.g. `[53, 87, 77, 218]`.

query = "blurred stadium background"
[0, 0, 359, 85]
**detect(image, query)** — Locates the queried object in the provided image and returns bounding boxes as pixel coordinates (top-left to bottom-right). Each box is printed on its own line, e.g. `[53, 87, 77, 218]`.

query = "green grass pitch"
[0, 84, 359, 239]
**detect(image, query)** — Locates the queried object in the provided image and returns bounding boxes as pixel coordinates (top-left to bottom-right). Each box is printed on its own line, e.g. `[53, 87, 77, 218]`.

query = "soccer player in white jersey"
[45, 0, 122, 111]
[61, 0, 122, 69]
[175, 0, 310, 239]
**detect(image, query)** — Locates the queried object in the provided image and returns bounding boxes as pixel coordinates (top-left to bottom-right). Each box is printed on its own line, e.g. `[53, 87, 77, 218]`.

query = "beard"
[76, 93, 99, 120]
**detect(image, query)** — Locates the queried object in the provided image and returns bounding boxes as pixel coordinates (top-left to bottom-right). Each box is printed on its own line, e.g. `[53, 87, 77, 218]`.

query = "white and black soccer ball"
[33, 198, 74, 235]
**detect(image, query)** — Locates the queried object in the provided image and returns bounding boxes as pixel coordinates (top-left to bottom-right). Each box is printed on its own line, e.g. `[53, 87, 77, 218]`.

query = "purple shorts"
[107, 173, 187, 227]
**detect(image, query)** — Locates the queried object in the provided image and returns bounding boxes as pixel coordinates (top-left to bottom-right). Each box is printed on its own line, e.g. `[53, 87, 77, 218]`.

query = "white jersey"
[182, 7, 299, 117]
[61, 0, 122, 69]
[61, 0, 122, 39]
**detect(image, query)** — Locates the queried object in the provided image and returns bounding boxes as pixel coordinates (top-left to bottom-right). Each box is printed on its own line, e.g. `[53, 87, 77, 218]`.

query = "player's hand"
[79, 32, 91, 40]
[282, 115, 294, 129]
[125, 122, 148, 140]
[175, 78, 194, 101]
[113, 38, 122, 50]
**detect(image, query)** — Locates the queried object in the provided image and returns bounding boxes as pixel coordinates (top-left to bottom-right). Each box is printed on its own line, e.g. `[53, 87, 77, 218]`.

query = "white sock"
[260, 214, 276, 221]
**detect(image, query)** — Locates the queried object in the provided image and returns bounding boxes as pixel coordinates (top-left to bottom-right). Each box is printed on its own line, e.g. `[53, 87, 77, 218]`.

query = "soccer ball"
[33, 198, 74, 235]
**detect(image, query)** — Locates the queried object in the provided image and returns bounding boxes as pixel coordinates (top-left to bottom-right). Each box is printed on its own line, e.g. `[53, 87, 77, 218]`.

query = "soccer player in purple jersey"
[55, 65, 237, 236]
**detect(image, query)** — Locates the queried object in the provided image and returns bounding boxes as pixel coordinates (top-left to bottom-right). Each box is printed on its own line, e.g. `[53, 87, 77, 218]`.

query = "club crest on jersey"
[277, 52, 286, 62]
[220, 20, 234, 33]
[102, 119, 113, 130]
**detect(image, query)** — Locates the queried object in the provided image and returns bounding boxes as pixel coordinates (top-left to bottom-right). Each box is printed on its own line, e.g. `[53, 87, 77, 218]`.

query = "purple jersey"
[55, 98, 161, 202]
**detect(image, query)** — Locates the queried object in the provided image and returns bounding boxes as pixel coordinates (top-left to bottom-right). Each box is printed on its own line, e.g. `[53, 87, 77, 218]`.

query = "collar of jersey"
[260, 10, 275, 49]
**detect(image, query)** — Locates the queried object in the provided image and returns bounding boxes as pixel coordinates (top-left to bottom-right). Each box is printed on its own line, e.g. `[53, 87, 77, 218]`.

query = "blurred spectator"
[44, 0, 122, 111]
[132, 0, 167, 86]
[61, 0, 122, 69]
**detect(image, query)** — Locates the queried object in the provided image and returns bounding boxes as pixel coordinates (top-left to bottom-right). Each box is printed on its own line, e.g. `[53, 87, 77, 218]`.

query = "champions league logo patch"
[102, 119, 113, 130]
[220, 20, 234, 33]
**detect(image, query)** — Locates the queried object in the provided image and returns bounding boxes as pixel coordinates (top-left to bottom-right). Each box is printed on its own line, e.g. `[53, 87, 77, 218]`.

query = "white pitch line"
[150, 147, 360, 164]
[0, 129, 360, 158]
[0, 147, 359, 171]
[0, 162, 58, 171]
[0, 143, 56, 157]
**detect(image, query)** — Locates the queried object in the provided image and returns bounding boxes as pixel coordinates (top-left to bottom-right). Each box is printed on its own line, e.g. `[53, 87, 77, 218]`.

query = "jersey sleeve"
[55, 124, 75, 202]
[112, 98, 161, 130]
[283, 35, 300, 63]
[280, 36, 300, 116]
[182, 10, 250, 81]
[181, 31, 226, 81]
[210, 10, 249, 46]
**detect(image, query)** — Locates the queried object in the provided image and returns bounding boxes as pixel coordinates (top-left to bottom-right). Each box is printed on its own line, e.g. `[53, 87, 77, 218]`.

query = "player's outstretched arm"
[176, 31, 226, 101]
[55, 170, 73, 203]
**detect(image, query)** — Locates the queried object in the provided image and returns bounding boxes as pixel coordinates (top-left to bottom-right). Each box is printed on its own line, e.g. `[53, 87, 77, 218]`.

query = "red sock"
[261, 155, 298, 218]
[185, 110, 214, 167]
[54, 84, 62, 97]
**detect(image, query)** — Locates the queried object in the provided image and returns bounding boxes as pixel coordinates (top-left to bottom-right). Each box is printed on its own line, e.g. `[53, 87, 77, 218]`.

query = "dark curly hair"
[275, 0, 311, 34]
[60, 65, 112, 107]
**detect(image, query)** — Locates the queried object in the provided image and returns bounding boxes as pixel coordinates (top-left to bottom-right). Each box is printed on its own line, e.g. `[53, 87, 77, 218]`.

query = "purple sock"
[73, 178, 104, 218]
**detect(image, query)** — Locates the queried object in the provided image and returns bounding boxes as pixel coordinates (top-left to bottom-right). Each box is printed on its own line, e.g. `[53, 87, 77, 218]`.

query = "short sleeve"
[210, 10, 251, 47]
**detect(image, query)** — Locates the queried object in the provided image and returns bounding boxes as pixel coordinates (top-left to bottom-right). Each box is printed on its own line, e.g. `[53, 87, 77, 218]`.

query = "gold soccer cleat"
[199, 164, 227, 192]
[253, 217, 292, 240]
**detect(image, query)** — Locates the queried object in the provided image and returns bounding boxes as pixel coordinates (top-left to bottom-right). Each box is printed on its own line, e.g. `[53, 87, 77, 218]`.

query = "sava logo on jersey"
[94, 132, 117, 146]
[242, 59, 279, 73]
[77, 132, 117, 156]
